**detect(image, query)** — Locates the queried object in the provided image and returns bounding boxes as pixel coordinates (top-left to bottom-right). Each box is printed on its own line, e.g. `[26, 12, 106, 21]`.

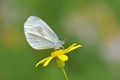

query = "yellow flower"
[35, 43, 82, 68]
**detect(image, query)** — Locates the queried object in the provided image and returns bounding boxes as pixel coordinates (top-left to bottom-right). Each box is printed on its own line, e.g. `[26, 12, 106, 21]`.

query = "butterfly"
[24, 16, 64, 50]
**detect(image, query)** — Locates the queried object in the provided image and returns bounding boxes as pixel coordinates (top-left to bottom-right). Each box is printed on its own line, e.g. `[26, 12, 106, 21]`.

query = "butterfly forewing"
[24, 16, 60, 50]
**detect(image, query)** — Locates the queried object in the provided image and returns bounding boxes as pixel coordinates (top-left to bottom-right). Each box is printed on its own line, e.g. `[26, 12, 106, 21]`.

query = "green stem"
[61, 67, 69, 80]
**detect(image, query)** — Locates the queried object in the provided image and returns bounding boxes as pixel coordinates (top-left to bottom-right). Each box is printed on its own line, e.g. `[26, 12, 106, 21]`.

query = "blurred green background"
[0, 0, 120, 80]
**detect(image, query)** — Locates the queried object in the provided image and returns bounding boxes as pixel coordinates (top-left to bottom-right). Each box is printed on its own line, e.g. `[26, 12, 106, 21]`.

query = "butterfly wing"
[24, 16, 59, 50]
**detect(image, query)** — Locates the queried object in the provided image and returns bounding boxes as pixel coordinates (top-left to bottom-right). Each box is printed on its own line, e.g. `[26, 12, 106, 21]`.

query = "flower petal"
[65, 44, 82, 54]
[58, 55, 68, 61]
[66, 43, 77, 51]
[43, 57, 53, 67]
[35, 57, 51, 67]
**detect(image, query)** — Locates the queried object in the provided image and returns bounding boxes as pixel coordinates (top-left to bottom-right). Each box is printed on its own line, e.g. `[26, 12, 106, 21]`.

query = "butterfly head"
[54, 40, 64, 49]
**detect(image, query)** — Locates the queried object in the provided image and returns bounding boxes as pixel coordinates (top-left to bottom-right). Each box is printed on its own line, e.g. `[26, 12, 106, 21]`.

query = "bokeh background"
[0, 0, 120, 80]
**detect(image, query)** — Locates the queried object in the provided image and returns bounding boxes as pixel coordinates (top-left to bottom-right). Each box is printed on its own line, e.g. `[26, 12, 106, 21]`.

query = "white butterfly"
[24, 16, 64, 50]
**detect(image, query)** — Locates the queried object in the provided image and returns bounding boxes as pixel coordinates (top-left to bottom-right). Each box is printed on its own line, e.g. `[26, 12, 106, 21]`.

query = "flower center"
[51, 50, 65, 57]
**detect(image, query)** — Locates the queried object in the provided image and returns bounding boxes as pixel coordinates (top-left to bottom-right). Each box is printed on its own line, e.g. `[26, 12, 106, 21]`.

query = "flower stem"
[61, 67, 69, 80]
